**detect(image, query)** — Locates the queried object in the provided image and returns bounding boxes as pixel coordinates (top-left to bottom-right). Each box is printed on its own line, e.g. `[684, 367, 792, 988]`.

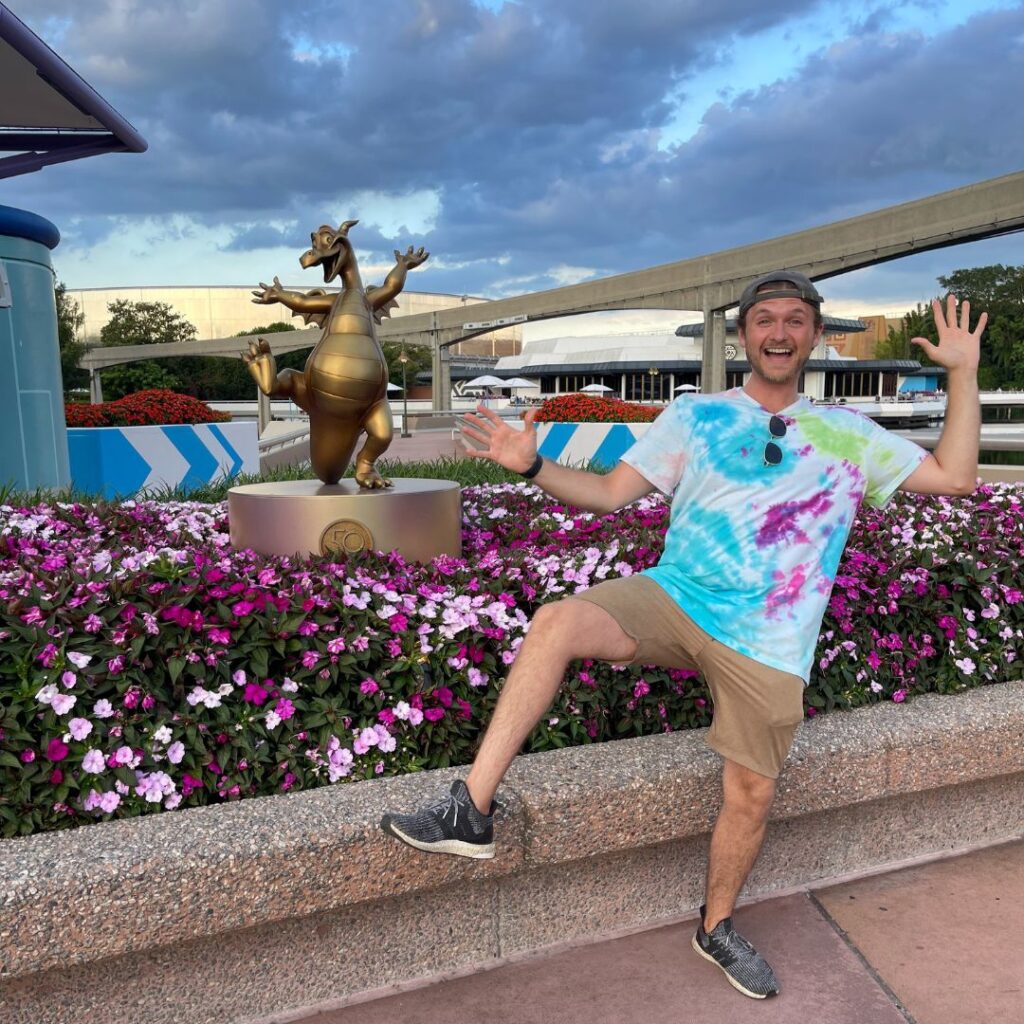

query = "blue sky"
[5, 0, 1024, 336]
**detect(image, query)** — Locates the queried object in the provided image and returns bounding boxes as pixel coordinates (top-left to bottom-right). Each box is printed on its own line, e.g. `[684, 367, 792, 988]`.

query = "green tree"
[937, 264, 1024, 389]
[382, 341, 432, 391]
[876, 303, 938, 363]
[98, 300, 198, 400]
[54, 282, 88, 396]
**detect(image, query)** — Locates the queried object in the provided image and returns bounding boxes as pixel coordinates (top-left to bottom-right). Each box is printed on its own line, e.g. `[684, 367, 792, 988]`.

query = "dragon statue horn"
[337, 219, 359, 236]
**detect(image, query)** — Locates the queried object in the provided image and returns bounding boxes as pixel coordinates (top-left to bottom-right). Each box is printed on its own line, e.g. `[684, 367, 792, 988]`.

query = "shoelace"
[721, 929, 757, 959]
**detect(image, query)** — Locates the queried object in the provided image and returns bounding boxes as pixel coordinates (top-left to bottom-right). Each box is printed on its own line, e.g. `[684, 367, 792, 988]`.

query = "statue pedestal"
[228, 479, 462, 561]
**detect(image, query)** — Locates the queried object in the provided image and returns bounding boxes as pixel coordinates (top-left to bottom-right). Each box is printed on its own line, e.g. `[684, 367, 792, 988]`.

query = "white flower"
[35, 684, 58, 706]
[93, 699, 115, 718]
[66, 652, 92, 668]
[81, 749, 105, 773]
[152, 726, 173, 745]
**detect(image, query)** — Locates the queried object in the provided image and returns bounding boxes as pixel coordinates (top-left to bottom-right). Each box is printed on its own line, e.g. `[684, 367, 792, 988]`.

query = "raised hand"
[242, 337, 277, 393]
[911, 294, 987, 374]
[252, 276, 285, 305]
[459, 405, 539, 473]
[394, 246, 429, 270]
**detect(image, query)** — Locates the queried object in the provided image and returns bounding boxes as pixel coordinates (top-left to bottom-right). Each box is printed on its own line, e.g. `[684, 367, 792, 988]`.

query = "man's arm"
[459, 406, 657, 514]
[899, 295, 987, 497]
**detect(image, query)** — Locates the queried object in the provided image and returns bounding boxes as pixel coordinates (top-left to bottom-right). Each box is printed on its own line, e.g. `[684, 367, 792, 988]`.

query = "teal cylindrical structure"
[0, 205, 69, 492]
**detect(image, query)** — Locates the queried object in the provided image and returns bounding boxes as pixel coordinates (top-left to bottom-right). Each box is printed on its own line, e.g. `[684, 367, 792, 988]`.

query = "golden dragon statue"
[243, 219, 428, 488]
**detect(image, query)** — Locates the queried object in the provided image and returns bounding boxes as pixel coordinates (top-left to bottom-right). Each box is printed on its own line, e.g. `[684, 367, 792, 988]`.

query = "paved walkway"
[282, 839, 1023, 1024]
[382, 427, 465, 464]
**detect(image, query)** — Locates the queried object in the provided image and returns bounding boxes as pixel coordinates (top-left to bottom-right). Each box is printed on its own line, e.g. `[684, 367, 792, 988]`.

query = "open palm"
[911, 294, 986, 372]
[459, 406, 538, 473]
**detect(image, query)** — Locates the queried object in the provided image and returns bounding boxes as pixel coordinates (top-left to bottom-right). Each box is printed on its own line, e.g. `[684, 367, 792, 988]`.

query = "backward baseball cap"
[738, 270, 823, 319]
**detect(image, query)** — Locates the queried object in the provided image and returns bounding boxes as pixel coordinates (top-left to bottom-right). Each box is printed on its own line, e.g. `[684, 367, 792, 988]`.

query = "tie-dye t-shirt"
[621, 388, 928, 681]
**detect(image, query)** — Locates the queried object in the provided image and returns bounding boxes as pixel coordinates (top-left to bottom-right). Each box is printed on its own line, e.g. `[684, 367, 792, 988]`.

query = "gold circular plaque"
[320, 519, 374, 556]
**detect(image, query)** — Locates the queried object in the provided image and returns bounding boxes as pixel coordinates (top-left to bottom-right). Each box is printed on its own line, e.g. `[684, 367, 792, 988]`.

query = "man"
[380, 271, 985, 999]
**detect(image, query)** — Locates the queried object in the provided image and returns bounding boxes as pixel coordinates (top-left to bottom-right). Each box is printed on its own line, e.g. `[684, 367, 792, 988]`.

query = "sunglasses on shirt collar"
[764, 415, 787, 466]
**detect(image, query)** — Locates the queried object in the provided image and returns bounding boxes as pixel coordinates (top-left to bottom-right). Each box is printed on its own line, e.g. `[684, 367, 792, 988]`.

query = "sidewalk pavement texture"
[274, 838, 1023, 1024]
[381, 427, 464, 464]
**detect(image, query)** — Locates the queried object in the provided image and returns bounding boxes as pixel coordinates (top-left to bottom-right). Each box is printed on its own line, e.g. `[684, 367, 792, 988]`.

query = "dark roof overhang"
[0, 4, 147, 179]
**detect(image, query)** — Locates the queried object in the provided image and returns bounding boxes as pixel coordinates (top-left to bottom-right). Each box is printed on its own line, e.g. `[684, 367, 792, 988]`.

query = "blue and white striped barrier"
[68, 422, 259, 499]
[535, 422, 651, 470]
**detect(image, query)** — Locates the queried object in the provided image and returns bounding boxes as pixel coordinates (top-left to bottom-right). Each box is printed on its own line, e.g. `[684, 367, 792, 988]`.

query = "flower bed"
[534, 393, 664, 423]
[1, 484, 1021, 838]
[66, 389, 230, 428]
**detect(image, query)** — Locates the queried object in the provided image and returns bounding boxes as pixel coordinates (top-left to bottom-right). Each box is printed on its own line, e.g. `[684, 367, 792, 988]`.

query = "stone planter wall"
[2, 683, 1023, 1024]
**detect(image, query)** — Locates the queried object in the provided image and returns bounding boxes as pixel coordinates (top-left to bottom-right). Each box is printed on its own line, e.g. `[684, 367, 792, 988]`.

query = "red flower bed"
[533, 393, 664, 424]
[65, 390, 231, 428]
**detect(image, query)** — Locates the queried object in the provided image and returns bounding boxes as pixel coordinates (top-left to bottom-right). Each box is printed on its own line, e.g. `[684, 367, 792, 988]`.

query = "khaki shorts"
[575, 575, 804, 779]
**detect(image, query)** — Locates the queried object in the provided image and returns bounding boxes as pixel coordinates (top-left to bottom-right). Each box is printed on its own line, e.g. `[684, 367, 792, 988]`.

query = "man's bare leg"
[464, 598, 637, 812]
[703, 759, 777, 930]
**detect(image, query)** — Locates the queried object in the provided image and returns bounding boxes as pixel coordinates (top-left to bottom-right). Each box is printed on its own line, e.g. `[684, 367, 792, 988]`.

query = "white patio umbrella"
[579, 383, 613, 393]
[464, 374, 507, 388]
[503, 377, 539, 389]
[386, 381, 403, 392]
[674, 383, 700, 392]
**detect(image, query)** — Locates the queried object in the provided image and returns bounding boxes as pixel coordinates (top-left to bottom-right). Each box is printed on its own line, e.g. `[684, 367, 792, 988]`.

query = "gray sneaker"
[691, 906, 780, 998]
[380, 780, 496, 859]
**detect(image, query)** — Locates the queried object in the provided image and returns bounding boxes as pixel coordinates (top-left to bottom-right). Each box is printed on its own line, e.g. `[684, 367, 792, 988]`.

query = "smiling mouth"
[763, 348, 794, 357]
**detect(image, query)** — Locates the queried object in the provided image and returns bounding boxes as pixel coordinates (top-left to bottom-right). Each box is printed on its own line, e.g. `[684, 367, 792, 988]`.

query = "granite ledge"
[1, 680, 1022, 980]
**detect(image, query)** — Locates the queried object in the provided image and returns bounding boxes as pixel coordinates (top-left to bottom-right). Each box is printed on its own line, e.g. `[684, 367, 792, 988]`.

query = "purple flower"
[167, 741, 185, 764]
[81, 749, 105, 772]
[360, 678, 379, 696]
[274, 698, 295, 721]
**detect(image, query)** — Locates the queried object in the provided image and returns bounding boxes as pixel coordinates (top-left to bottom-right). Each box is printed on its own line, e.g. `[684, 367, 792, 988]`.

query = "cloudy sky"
[5, 0, 1024, 336]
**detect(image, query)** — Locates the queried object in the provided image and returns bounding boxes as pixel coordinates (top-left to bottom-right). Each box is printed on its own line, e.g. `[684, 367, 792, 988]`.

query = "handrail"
[258, 425, 311, 452]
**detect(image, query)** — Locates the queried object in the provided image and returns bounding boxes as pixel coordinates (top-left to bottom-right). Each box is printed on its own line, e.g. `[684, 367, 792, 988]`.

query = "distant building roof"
[675, 316, 867, 337]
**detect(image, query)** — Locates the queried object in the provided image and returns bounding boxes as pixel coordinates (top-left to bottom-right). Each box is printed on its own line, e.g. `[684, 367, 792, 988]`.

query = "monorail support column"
[701, 302, 728, 395]
[430, 313, 451, 411]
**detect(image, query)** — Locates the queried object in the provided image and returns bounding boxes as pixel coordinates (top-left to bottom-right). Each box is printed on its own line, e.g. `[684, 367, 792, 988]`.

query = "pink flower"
[107, 655, 125, 675]
[424, 707, 445, 722]
[243, 682, 269, 705]
[68, 718, 92, 741]
[360, 678, 379, 696]
[633, 680, 651, 699]
[46, 737, 69, 762]
[36, 643, 59, 667]
[892, 689, 907, 703]
[20, 749, 35, 764]
[274, 698, 295, 721]
[434, 687, 453, 707]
